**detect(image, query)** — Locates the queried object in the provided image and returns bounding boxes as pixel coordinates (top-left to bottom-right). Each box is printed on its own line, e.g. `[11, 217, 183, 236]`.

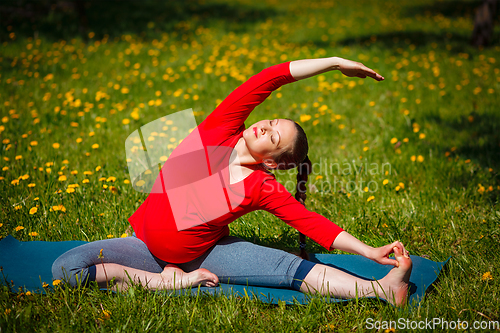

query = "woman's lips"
[253, 127, 258, 137]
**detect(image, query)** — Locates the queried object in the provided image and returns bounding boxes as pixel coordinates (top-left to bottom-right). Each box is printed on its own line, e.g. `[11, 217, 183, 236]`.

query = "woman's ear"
[263, 158, 277, 169]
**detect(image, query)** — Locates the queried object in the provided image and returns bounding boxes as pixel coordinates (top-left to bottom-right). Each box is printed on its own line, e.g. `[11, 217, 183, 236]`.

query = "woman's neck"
[233, 137, 261, 167]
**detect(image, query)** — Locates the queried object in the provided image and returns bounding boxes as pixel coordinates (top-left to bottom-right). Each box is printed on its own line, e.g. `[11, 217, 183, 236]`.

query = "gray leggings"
[52, 236, 316, 290]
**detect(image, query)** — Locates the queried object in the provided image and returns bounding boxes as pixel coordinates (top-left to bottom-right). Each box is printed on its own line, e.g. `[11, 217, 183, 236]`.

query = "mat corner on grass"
[0, 235, 449, 306]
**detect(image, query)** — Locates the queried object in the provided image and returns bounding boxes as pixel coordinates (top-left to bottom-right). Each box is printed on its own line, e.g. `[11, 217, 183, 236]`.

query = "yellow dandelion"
[395, 186, 401, 191]
[120, 233, 128, 238]
[417, 155, 424, 162]
[42, 282, 49, 288]
[383, 179, 389, 185]
[390, 138, 398, 144]
[398, 182, 405, 189]
[29, 231, 38, 237]
[300, 114, 311, 122]
[58, 175, 67, 181]
[30, 141, 38, 146]
[28, 183, 36, 188]
[95, 166, 101, 171]
[367, 195, 375, 202]
[315, 175, 323, 180]
[124, 179, 130, 184]
[29, 207, 37, 215]
[53, 279, 61, 286]
[83, 179, 90, 183]
[76, 138, 83, 143]
[106, 176, 116, 182]
[15, 226, 24, 231]
[465, 159, 471, 164]
[92, 143, 99, 149]
[410, 155, 416, 162]
[15, 155, 22, 160]
[482, 272, 493, 281]
[122, 118, 130, 125]
[107, 234, 114, 238]
[369, 101, 376, 106]
[100, 309, 111, 320]
[419, 133, 426, 139]
[52, 143, 60, 149]
[66, 187, 75, 194]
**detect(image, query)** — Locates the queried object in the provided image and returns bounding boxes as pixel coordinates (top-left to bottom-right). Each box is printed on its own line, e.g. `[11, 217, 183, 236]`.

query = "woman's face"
[242, 118, 297, 165]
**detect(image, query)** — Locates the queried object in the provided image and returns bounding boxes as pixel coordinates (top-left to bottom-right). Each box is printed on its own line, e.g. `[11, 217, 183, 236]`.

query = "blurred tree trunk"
[471, 0, 497, 47]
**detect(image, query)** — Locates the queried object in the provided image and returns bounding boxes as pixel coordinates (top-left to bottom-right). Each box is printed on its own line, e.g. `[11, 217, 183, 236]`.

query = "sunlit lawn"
[1, 0, 499, 331]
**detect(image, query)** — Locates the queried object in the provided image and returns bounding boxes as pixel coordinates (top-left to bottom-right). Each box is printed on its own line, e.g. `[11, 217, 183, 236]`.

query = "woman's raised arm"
[289, 57, 384, 81]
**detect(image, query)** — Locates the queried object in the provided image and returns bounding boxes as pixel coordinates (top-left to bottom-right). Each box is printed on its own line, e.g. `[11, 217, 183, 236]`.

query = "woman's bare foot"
[160, 264, 219, 289]
[378, 246, 412, 306]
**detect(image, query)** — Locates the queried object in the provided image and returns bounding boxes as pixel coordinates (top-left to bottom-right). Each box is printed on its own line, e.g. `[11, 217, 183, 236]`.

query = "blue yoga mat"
[0, 235, 449, 306]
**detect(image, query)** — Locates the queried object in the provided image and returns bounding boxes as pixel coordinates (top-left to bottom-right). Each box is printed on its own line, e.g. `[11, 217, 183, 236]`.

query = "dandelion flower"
[120, 233, 128, 238]
[15, 226, 24, 231]
[29, 232, 38, 237]
[15, 155, 22, 160]
[367, 196, 375, 202]
[58, 175, 67, 181]
[11, 179, 20, 186]
[29, 207, 38, 214]
[92, 144, 99, 149]
[52, 143, 60, 149]
[410, 155, 416, 162]
[66, 188, 75, 194]
[30, 141, 38, 146]
[107, 234, 113, 238]
[42, 282, 49, 288]
[83, 179, 90, 183]
[300, 114, 311, 122]
[53, 279, 61, 286]
[28, 183, 36, 187]
[106, 176, 116, 182]
[390, 138, 398, 144]
[383, 179, 389, 185]
[482, 272, 493, 281]
[417, 155, 424, 162]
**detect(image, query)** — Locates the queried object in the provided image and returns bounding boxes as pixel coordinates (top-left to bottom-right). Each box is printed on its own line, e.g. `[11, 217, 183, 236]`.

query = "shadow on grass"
[333, 30, 499, 53]
[427, 112, 500, 169]
[0, 0, 277, 41]
[401, 0, 482, 19]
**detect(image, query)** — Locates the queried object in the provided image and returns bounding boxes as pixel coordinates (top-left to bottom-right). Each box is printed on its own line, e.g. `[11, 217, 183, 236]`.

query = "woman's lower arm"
[289, 57, 341, 81]
[331, 231, 374, 258]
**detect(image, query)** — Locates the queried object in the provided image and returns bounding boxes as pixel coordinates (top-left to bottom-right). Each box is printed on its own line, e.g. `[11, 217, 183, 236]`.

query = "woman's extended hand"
[368, 241, 410, 267]
[335, 57, 384, 81]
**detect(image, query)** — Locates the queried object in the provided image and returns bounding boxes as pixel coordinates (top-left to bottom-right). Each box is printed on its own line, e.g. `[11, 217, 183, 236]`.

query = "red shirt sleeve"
[258, 178, 344, 251]
[200, 62, 296, 136]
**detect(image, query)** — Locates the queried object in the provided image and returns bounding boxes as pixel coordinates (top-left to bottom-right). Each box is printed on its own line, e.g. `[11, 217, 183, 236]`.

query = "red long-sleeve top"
[128, 62, 344, 263]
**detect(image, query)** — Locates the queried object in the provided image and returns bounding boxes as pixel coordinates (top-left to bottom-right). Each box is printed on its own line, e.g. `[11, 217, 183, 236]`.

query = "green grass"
[1, 0, 499, 331]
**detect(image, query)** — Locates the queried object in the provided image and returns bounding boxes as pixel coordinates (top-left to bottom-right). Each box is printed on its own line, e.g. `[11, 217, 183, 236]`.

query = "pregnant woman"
[53, 56, 412, 306]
